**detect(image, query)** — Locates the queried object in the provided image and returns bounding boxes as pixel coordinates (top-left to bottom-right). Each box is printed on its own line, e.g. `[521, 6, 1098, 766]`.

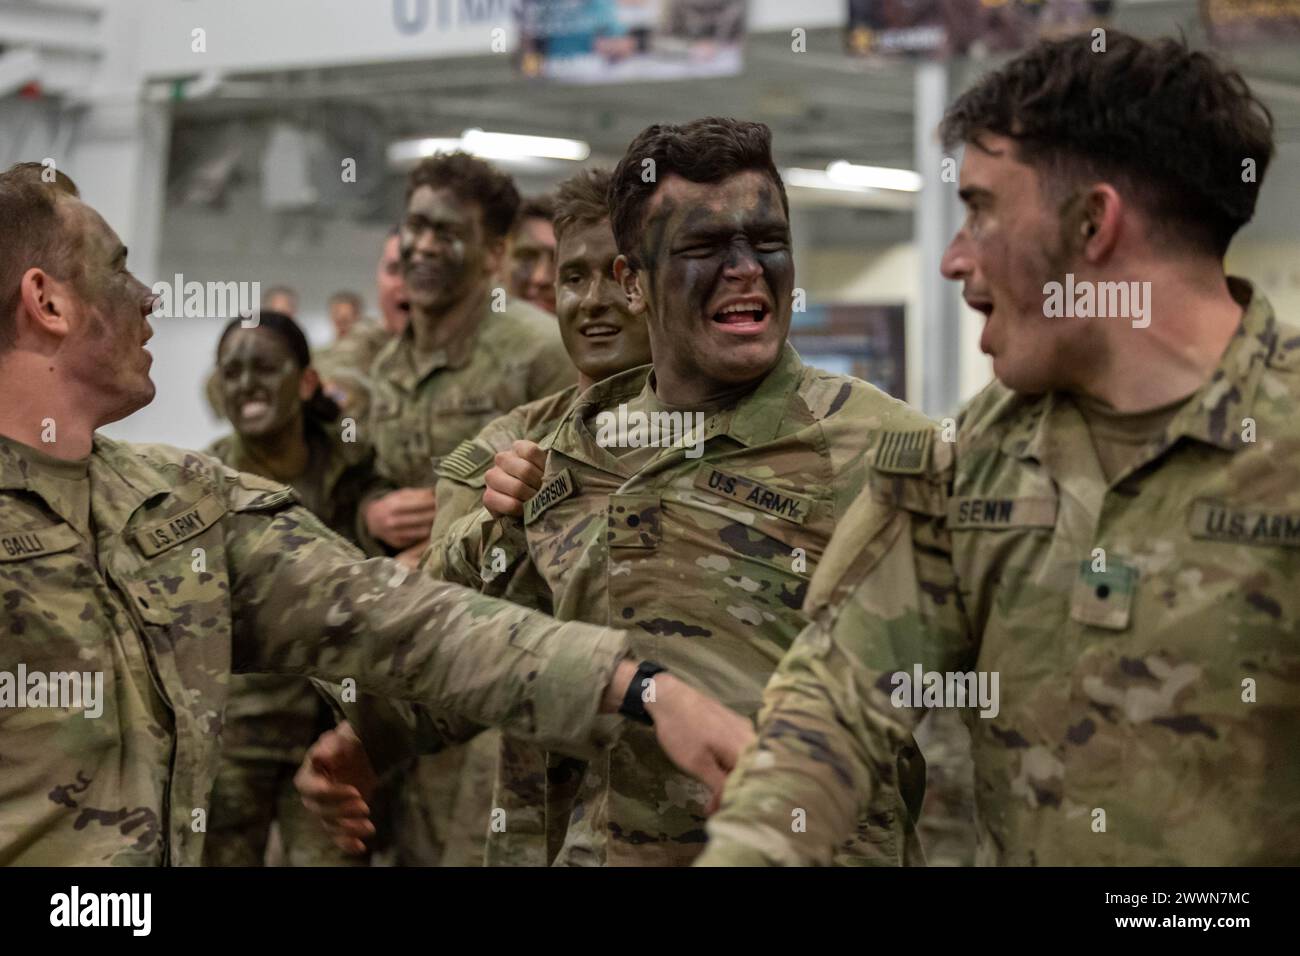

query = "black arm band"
[618, 661, 668, 726]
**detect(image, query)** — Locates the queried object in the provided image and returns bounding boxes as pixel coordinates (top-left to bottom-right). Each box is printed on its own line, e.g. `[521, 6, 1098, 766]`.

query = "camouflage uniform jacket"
[362, 296, 574, 533]
[357, 298, 572, 864]
[700, 280, 1300, 866]
[0, 435, 629, 865]
[441, 344, 939, 866]
[206, 422, 376, 764]
[313, 320, 394, 425]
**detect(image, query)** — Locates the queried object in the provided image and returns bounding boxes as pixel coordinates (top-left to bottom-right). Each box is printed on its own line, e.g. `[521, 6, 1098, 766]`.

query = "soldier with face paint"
[357, 152, 577, 866]
[0, 162, 749, 865]
[202, 312, 378, 866]
[501, 195, 559, 316]
[301, 168, 656, 866]
[314, 230, 411, 425]
[299, 120, 952, 867]
[699, 34, 1300, 867]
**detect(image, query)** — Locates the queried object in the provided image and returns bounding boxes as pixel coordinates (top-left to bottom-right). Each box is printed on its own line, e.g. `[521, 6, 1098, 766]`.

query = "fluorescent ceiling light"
[387, 130, 591, 168]
[826, 161, 922, 193]
[387, 138, 464, 165]
[784, 167, 857, 192]
[461, 129, 590, 162]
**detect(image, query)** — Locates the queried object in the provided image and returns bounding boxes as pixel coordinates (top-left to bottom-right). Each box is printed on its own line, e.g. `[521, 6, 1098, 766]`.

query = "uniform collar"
[550, 342, 807, 475]
[0, 436, 29, 492]
[88, 435, 174, 533]
[220, 421, 362, 497]
[1006, 278, 1281, 466]
[373, 302, 485, 391]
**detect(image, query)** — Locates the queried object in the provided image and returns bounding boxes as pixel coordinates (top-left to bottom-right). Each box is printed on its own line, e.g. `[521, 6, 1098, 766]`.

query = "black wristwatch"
[619, 661, 668, 726]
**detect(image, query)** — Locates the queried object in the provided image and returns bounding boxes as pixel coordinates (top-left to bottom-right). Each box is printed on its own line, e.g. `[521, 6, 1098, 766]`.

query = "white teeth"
[583, 325, 618, 336]
[242, 400, 270, 418]
[719, 302, 763, 314]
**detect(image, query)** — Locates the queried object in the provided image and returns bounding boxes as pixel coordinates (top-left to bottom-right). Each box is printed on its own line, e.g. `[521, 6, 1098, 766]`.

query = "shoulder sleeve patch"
[437, 439, 494, 484]
[872, 429, 932, 475]
[221, 467, 300, 514]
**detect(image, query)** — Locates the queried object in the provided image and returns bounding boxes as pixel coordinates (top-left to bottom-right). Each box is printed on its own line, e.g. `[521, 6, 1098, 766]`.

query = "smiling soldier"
[357, 152, 578, 867]
[306, 168, 656, 867]
[0, 162, 748, 866]
[300, 119, 971, 867]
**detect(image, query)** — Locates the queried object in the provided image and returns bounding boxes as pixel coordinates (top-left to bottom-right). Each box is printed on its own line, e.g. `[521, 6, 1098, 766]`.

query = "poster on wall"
[790, 303, 908, 401]
[845, 0, 1112, 59]
[1202, 0, 1300, 45]
[517, 0, 745, 84]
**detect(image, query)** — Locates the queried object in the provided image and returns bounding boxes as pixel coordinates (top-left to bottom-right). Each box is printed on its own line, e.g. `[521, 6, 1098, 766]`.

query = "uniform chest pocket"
[123, 495, 231, 626]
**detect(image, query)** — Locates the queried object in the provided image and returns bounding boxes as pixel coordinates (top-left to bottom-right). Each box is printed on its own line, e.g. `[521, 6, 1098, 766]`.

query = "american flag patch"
[437, 439, 493, 482]
[873, 429, 930, 475]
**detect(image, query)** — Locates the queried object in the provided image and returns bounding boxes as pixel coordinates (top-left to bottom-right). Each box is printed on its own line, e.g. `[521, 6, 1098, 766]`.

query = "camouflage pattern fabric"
[0, 434, 630, 865]
[202, 422, 377, 866]
[313, 320, 394, 425]
[361, 296, 574, 866]
[438, 344, 962, 866]
[700, 281, 1300, 866]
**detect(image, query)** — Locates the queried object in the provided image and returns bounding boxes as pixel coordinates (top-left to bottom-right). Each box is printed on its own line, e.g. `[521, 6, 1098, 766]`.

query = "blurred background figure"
[314, 230, 411, 426]
[203, 311, 377, 867]
[327, 289, 365, 341]
[262, 284, 300, 317]
[502, 194, 558, 314]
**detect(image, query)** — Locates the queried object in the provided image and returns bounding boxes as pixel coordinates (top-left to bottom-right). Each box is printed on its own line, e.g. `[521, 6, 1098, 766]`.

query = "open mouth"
[579, 322, 621, 340]
[237, 398, 272, 420]
[711, 299, 770, 334]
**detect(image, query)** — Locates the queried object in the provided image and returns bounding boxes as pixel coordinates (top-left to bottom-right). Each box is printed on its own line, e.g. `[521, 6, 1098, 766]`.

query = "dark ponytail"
[216, 310, 341, 424]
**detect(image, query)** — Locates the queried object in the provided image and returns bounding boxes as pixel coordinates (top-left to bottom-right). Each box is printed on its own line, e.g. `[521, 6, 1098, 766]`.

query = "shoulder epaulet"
[872, 428, 932, 475]
[438, 439, 494, 483]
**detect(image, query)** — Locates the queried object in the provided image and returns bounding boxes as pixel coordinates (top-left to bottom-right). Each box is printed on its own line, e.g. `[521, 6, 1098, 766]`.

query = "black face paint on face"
[68, 203, 157, 422]
[400, 186, 489, 312]
[218, 328, 304, 440]
[556, 219, 652, 384]
[633, 171, 794, 403]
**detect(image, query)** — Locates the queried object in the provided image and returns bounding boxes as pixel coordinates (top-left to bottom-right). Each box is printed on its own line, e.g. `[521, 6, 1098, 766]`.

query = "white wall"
[100, 186, 389, 450]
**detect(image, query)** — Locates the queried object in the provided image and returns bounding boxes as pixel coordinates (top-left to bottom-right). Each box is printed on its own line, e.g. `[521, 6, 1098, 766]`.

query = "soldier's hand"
[364, 487, 438, 549]
[603, 662, 755, 807]
[395, 539, 430, 569]
[294, 721, 378, 855]
[483, 440, 547, 518]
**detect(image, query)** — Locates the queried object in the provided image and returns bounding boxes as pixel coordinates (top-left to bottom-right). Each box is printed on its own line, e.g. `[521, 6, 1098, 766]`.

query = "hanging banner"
[517, 0, 746, 84]
[846, 0, 1112, 58]
[1202, 0, 1300, 45]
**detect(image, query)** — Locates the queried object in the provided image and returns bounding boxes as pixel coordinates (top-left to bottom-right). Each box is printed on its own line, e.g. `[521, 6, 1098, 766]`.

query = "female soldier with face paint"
[203, 311, 379, 866]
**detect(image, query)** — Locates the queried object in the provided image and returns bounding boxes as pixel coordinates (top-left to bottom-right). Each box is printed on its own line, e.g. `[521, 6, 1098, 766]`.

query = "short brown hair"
[553, 169, 612, 245]
[940, 32, 1274, 256]
[609, 118, 789, 266]
[0, 163, 83, 352]
[405, 151, 520, 241]
[514, 193, 557, 238]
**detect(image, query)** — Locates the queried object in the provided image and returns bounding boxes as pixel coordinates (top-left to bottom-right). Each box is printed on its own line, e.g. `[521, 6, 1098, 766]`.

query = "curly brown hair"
[940, 32, 1274, 256]
[405, 151, 521, 241]
[608, 118, 788, 266]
